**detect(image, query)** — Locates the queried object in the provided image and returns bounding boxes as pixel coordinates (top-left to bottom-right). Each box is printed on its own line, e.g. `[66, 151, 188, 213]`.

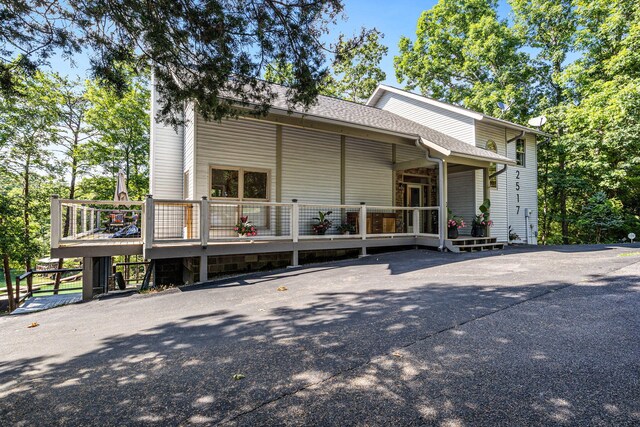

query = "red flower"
[240, 216, 248, 223]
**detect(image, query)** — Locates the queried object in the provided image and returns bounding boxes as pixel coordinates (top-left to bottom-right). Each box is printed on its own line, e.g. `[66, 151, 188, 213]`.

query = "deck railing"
[51, 196, 440, 249]
[51, 198, 144, 247]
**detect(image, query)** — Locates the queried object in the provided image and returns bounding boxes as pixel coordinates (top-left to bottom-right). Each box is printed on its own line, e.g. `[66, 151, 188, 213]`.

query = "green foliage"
[575, 192, 625, 243]
[395, 0, 532, 121]
[0, 67, 149, 268]
[1, 0, 358, 125]
[84, 66, 150, 200]
[265, 30, 388, 103]
[327, 30, 388, 103]
[399, 0, 640, 244]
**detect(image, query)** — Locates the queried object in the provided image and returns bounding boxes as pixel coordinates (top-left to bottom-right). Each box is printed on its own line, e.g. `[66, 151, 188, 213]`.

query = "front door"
[406, 184, 423, 233]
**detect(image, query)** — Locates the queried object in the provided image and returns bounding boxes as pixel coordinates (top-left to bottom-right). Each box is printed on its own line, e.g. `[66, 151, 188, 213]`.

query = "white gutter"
[415, 137, 446, 251]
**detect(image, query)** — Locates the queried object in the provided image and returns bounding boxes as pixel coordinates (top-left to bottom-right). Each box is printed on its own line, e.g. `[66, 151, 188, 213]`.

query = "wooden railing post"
[291, 199, 299, 243]
[291, 200, 299, 267]
[360, 203, 367, 240]
[359, 203, 367, 257]
[200, 196, 209, 248]
[143, 195, 154, 251]
[51, 195, 61, 249]
[413, 208, 420, 236]
[82, 206, 87, 233]
[15, 276, 20, 308]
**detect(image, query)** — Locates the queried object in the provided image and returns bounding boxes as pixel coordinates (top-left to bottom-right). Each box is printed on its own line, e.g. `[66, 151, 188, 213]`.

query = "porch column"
[483, 167, 491, 237]
[441, 160, 448, 244]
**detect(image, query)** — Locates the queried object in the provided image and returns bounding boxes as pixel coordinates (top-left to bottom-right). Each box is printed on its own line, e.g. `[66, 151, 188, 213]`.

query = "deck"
[50, 197, 443, 260]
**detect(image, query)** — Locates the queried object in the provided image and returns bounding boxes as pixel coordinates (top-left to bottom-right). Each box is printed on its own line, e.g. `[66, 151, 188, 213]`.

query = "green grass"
[0, 269, 23, 290]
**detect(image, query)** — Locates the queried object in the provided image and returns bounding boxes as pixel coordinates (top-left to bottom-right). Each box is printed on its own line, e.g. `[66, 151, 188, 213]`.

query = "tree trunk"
[23, 155, 33, 292]
[3, 254, 15, 312]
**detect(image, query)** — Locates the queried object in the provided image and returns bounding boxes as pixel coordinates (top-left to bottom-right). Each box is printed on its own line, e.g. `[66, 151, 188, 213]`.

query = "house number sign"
[515, 169, 521, 215]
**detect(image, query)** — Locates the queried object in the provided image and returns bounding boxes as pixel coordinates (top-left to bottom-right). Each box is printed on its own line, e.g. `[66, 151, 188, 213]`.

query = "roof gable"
[367, 85, 547, 137]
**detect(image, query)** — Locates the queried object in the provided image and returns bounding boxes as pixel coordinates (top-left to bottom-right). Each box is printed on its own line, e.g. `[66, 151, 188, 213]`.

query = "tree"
[395, 0, 532, 121]
[0, 71, 61, 280]
[510, 0, 578, 244]
[265, 30, 388, 103]
[576, 192, 624, 243]
[326, 30, 388, 103]
[83, 67, 150, 200]
[1, 0, 368, 124]
[0, 187, 22, 311]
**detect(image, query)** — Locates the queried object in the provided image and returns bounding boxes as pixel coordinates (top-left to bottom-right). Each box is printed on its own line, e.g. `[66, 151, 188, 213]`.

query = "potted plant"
[337, 222, 356, 235]
[508, 226, 520, 243]
[471, 200, 493, 237]
[447, 209, 465, 239]
[234, 216, 257, 237]
[312, 211, 332, 235]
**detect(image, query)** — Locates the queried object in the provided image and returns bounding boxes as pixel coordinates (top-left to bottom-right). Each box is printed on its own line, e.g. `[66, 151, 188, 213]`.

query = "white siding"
[375, 92, 475, 145]
[281, 127, 341, 204]
[150, 86, 183, 199]
[183, 103, 196, 199]
[447, 171, 476, 236]
[475, 121, 508, 242]
[194, 118, 277, 200]
[345, 137, 393, 206]
[506, 131, 538, 244]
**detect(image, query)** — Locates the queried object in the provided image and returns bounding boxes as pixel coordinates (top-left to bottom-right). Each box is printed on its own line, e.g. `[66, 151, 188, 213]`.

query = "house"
[50, 81, 544, 296]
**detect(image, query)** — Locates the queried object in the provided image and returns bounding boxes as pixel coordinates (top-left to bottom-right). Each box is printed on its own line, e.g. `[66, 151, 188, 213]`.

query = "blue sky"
[332, 0, 515, 86]
[50, 0, 517, 85]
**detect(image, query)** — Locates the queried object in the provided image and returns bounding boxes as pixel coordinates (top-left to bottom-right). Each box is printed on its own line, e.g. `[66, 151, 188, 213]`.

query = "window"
[516, 139, 526, 167]
[210, 166, 269, 200]
[486, 140, 498, 189]
[211, 168, 239, 198]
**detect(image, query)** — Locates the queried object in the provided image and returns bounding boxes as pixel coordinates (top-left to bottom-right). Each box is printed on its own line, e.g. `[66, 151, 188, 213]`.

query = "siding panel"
[281, 127, 341, 204]
[195, 118, 277, 200]
[376, 92, 475, 145]
[150, 86, 183, 199]
[506, 131, 538, 244]
[345, 137, 393, 206]
[475, 122, 508, 242]
[447, 171, 476, 236]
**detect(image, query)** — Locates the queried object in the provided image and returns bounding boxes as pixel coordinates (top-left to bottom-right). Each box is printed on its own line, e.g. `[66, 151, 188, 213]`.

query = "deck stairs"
[445, 236, 505, 253]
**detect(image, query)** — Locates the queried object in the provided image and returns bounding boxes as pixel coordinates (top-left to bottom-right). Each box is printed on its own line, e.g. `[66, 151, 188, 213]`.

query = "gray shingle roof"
[263, 85, 515, 164]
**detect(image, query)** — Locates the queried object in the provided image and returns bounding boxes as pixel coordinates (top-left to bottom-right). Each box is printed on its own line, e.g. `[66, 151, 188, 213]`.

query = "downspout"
[415, 138, 445, 251]
[507, 131, 525, 144]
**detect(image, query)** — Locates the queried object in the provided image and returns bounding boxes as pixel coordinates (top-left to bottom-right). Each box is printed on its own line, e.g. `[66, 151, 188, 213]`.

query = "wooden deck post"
[51, 195, 61, 249]
[360, 203, 368, 257]
[200, 196, 209, 248]
[291, 199, 299, 267]
[143, 195, 154, 252]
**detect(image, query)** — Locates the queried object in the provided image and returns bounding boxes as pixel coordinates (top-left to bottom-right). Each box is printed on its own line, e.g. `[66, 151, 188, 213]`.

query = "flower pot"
[315, 229, 327, 235]
[471, 225, 486, 237]
[447, 227, 459, 239]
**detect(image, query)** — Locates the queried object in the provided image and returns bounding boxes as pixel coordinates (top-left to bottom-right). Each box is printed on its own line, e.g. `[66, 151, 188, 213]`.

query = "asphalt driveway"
[1, 245, 639, 426]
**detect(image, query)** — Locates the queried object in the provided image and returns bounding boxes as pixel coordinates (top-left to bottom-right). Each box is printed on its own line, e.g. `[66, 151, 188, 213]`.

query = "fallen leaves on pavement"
[232, 373, 246, 381]
[27, 322, 39, 328]
[277, 286, 288, 292]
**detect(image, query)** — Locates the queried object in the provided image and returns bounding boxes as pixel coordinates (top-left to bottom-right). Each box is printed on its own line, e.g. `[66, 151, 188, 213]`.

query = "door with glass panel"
[406, 184, 423, 233]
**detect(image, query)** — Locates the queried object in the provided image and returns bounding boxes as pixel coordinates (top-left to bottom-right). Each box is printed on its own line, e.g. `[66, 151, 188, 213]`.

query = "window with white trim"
[516, 139, 526, 167]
